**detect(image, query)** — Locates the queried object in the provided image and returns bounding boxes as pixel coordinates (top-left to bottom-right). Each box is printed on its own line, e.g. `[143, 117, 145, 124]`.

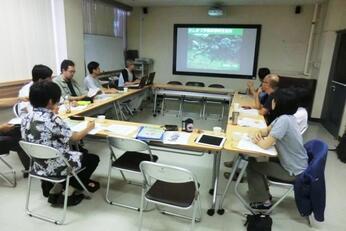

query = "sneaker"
[224, 161, 234, 168]
[250, 202, 272, 210]
[48, 193, 60, 204]
[54, 192, 84, 207]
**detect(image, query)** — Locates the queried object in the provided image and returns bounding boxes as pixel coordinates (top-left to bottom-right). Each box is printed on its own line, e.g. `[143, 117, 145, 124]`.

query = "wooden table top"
[78, 117, 224, 152]
[60, 86, 149, 118]
[223, 93, 278, 157]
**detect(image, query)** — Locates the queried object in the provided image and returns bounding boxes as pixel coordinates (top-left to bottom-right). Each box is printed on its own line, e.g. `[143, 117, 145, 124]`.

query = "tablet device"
[195, 134, 226, 147]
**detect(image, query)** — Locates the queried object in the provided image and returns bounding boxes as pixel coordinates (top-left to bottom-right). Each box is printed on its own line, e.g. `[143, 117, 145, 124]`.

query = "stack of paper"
[238, 108, 259, 116]
[238, 118, 267, 129]
[237, 136, 276, 156]
[136, 126, 164, 141]
[163, 131, 191, 145]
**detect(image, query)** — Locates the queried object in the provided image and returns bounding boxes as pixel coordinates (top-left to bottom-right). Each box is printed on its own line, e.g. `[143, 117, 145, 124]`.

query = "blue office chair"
[266, 140, 328, 224]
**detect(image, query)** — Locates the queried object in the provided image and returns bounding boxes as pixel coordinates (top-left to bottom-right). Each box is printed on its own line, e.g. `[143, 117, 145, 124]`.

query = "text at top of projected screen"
[188, 28, 244, 36]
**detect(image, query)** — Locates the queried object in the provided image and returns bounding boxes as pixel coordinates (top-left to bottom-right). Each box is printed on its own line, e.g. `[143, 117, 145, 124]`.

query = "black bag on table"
[245, 214, 272, 231]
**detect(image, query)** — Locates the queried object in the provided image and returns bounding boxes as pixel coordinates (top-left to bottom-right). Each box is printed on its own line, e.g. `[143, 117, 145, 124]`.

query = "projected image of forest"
[187, 28, 243, 71]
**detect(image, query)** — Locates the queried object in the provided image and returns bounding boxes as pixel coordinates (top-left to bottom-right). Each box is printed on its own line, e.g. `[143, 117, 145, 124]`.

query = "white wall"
[310, 0, 346, 136]
[0, 0, 57, 82]
[127, 5, 315, 91]
[64, 0, 86, 84]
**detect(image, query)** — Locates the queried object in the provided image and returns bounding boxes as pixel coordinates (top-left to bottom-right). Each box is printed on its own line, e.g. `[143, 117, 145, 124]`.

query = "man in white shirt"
[17, 65, 53, 118]
[84, 61, 117, 94]
[118, 59, 140, 88]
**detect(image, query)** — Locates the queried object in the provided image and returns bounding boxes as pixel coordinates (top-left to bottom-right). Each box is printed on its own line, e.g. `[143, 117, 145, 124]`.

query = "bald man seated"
[252, 74, 280, 124]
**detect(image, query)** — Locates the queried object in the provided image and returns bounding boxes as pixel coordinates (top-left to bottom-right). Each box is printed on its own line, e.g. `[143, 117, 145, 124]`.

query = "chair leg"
[113, 102, 120, 120]
[25, 175, 32, 215]
[191, 198, 199, 231]
[0, 156, 16, 187]
[71, 171, 91, 199]
[265, 186, 294, 215]
[25, 176, 68, 224]
[59, 176, 70, 225]
[203, 102, 207, 120]
[138, 187, 145, 231]
[161, 98, 165, 116]
[220, 103, 225, 121]
[179, 100, 183, 118]
[105, 155, 113, 204]
[105, 160, 141, 211]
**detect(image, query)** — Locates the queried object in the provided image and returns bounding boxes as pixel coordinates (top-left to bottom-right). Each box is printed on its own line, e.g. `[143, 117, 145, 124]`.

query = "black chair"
[182, 82, 205, 118]
[106, 136, 158, 211]
[203, 84, 228, 120]
[186, 82, 205, 87]
[139, 161, 201, 231]
[161, 81, 184, 117]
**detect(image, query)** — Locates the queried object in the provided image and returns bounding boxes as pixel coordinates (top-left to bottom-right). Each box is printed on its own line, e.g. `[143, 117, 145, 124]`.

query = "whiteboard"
[84, 34, 124, 72]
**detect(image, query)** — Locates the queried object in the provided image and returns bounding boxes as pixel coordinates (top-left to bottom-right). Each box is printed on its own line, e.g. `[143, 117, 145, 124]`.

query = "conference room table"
[151, 83, 234, 116]
[60, 86, 150, 118]
[217, 93, 278, 215]
[60, 84, 277, 216]
[60, 85, 224, 215]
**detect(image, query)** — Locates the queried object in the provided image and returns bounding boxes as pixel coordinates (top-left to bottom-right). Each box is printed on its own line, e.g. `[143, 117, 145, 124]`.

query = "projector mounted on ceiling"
[208, 6, 223, 17]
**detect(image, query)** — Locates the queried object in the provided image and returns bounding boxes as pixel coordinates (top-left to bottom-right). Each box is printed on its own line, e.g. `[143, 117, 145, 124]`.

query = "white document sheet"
[238, 108, 259, 116]
[8, 117, 22, 125]
[87, 88, 100, 98]
[70, 121, 105, 135]
[163, 131, 192, 145]
[105, 124, 139, 136]
[237, 136, 277, 156]
[238, 118, 267, 129]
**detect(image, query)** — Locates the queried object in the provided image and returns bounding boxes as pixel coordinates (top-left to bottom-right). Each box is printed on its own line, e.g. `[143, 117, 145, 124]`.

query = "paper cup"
[123, 87, 128, 93]
[231, 132, 243, 142]
[213, 127, 222, 135]
[97, 115, 105, 122]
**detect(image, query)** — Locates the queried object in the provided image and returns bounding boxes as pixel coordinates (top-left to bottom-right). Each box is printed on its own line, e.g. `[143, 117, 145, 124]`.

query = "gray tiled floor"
[0, 102, 344, 231]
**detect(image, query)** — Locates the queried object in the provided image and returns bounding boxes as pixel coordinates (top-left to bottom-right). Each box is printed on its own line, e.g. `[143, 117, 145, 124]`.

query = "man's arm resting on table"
[256, 135, 276, 149]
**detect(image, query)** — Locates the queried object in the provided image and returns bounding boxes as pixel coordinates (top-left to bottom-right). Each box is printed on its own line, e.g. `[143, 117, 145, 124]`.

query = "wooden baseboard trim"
[0, 79, 30, 98]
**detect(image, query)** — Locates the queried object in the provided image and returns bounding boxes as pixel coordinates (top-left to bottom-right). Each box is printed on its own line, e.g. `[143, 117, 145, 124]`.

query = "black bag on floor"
[336, 132, 346, 163]
[245, 214, 272, 231]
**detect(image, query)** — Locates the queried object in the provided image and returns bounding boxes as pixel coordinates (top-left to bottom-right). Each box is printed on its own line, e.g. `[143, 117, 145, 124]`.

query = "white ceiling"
[119, 0, 325, 7]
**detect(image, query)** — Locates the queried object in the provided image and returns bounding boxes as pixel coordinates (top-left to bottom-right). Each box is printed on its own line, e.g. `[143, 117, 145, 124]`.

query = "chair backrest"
[19, 141, 61, 160]
[186, 82, 205, 87]
[208, 84, 224, 88]
[167, 81, 183, 85]
[304, 140, 328, 177]
[107, 136, 151, 153]
[13, 103, 20, 118]
[140, 161, 199, 189]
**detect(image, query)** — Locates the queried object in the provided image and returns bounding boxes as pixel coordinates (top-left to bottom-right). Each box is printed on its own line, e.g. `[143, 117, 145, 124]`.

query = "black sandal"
[86, 179, 100, 193]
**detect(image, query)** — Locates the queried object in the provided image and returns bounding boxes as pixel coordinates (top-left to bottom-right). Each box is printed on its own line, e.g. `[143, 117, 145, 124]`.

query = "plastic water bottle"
[64, 96, 71, 113]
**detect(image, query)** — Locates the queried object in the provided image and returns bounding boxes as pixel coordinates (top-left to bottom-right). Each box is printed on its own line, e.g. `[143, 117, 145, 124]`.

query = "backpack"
[245, 214, 272, 231]
[336, 132, 346, 163]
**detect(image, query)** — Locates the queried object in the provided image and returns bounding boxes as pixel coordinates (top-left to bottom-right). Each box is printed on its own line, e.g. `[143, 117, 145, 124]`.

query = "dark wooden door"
[322, 29, 346, 137]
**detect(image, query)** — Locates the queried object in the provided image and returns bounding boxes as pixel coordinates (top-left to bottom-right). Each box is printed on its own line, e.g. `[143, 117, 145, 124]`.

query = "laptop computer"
[128, 75, 148, 89]
[146, 72, 156, 85]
